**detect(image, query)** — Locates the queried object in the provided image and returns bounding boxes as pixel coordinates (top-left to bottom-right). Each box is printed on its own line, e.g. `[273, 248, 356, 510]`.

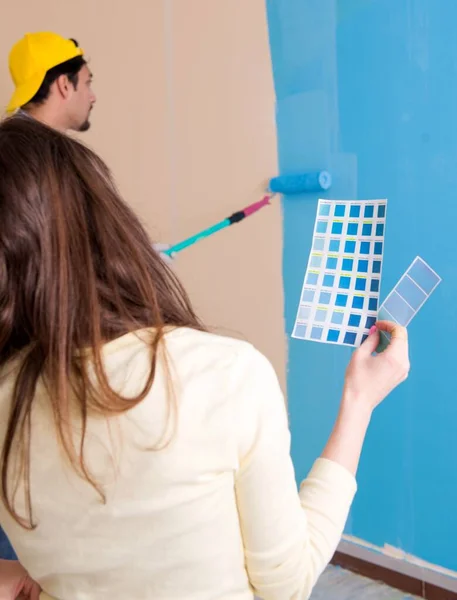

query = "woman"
[0, 116, 409, 600]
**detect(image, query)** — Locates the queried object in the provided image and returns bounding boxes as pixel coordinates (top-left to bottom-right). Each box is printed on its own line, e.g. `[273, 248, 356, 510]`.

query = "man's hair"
[24, 38, 86, 107]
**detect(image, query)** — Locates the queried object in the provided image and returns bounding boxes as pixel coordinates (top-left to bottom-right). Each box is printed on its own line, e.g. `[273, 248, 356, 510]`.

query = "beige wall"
[0, 1, 286, 387]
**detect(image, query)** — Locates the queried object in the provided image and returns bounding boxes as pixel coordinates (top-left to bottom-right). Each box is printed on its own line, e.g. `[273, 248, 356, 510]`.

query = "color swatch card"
[292, 198, 387, 347]
[376, 256, 441, 352]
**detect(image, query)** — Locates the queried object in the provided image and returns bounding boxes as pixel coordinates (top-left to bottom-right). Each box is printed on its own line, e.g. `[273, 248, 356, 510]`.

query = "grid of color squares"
[377, 256, 441, 352]
[292, 198, 387, 347]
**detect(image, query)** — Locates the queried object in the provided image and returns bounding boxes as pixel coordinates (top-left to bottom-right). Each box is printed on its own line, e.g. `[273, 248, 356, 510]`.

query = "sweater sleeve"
[233, 346, 357, 600]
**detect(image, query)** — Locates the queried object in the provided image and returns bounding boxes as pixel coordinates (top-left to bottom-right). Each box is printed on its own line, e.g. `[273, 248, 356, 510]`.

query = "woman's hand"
[0, 560, 40, 600]
[152, 242, 174, 265]
[321, 321, 410, 477]
[343, 320, 410, 414]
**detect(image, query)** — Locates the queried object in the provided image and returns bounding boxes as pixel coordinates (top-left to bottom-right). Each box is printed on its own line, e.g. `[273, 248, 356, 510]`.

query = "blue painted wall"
[267, 0, 457, 572]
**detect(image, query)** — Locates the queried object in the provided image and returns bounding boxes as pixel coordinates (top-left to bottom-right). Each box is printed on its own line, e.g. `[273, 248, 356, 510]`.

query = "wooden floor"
[311, 566, 421, 599]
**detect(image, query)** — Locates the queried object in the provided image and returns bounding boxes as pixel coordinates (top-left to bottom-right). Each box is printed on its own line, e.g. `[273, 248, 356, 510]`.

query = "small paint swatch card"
[376, 256, 441, 352]
[292, 198, 387, 347]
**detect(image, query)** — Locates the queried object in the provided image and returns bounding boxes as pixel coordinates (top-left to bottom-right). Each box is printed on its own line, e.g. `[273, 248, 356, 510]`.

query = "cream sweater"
[0, 327, 356, 600]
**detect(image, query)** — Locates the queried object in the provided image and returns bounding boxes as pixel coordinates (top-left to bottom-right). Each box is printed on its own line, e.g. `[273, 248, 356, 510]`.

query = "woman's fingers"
[356, 325, 380, 356]
[375, 320, 410, 380]
[375, 320, 408, 340]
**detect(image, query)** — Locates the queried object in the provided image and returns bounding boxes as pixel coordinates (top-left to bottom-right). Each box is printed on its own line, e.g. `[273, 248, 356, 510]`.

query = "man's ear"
[54, 74, 73, 100]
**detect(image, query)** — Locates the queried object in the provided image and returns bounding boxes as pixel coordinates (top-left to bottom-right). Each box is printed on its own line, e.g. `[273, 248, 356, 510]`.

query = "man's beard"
[78, 107, 93, 132]
[78, 119, 91, 132]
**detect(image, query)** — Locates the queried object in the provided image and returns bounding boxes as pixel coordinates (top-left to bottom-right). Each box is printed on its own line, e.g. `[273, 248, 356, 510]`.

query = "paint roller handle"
[153, 243, 174, 265]
[321, 321, 409, 477]
[161, 219, 230, 257]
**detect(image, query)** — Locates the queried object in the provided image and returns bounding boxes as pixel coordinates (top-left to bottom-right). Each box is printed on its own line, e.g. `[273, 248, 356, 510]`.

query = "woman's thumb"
[357, 325, 379, 356]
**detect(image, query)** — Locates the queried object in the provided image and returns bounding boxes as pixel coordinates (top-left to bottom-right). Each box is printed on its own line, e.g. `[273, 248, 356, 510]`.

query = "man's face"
[66, 64, 96, 132]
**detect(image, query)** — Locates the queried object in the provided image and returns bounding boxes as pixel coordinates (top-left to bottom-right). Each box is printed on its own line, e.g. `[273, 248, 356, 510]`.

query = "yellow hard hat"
[7, 32, 84, 113]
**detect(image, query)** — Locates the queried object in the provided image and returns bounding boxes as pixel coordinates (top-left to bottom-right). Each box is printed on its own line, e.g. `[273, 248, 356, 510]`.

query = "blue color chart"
[379, 256, 441, 327]
[292, 199, 387, 347]
[377, 256, 441, 352]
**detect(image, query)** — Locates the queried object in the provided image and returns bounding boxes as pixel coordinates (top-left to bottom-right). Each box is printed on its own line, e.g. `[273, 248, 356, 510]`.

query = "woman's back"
[0, 323, 362, 600]
[0, 327, 263, 599]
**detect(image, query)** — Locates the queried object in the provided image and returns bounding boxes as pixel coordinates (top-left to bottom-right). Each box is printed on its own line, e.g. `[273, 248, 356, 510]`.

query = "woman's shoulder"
[165, 327, 279, 387]
[165, 326, 262, 368]
[101, 326, 276, 387]
[166, 326, 253, 352]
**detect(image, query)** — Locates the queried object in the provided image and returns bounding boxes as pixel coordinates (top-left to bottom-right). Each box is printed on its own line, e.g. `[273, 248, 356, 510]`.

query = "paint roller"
[162, 170, 331, 257]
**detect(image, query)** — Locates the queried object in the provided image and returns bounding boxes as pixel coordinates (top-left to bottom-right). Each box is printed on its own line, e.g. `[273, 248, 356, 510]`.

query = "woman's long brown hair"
[0, 116, 204, 528]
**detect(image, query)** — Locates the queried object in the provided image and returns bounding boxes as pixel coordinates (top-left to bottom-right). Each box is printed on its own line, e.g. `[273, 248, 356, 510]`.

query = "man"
[5, 32, 174, 264]
[6, 31, 96, 132]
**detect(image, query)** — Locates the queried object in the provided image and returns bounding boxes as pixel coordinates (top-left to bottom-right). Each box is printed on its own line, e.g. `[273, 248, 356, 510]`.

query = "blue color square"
[323, 274, 334, 287]
[344, 331, 357, 345]
[349, 313, 361, 327]
[352, 296, 364, 309]
[332, 311, 344, 324]
[407, 258, 441, 294]
[293, 324, 307, 339]
[365, 316, 376, 329]
[310, 255, 322, 268]
[327, 329, 340, 342]
[347, 222, 358, 236]
[316, 220, 328, 234]
[371, 279, 380, 292]
[302, 289, 314, 302]
[362, 223, 372, 236]
[335, 204, 346, 217]
[373, 261, 381, 274]
[319, 291, 331, 304]
[315, 309, 327, 322]
[313, 238, 325, 251]
[374, 242, 383, 255]
[377, 307, 394, 324]
[376, 223, 384, 236]
[329, 239, 340, 252]
[360, 242, 370, 254]
[355, 278, 366, 291]
[319, 203, 331, 216]
[326, 257, 338, 270]
[361, 334, 368, 344]
[345, 241, 356, 253]
[336, 294, 348, 307]
[396, 276, 427, 310]
[358, 260, 368, 273]
[311, 326, 323, 340]
[364, 205, 374, 218]
[368, 297, 378, 311]
[298, 305, 311, 320]
[339, 276, 351, 290]
[342, 258, 354, 271]
[306, 272, 318, 285]
[350, 205, 361, 218]
[384, 291, 415, 326]
[378, 204, 386, 218]
[332, 221, 343, 234]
